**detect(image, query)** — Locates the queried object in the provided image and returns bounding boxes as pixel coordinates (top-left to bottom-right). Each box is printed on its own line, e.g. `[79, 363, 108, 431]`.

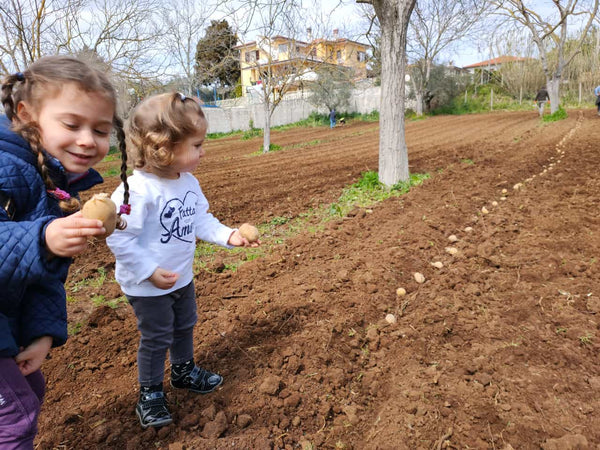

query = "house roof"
[234, 35, 368, 50]
[234, 36, 309, 49]
[310, 38, 369, 48]
[462, 55, 528, 69]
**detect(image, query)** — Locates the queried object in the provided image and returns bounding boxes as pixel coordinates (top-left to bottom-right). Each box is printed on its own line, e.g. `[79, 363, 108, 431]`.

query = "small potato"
[396, 287, 406, 296]
[239, 223, 260, 243]
[414, 272, 425, 284]
[81, 193, 117, 239]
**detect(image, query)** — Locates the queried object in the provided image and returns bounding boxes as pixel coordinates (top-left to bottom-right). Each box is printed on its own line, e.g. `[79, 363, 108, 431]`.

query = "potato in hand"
[239, 223, 259, 243]
[81, 193, 117, 239]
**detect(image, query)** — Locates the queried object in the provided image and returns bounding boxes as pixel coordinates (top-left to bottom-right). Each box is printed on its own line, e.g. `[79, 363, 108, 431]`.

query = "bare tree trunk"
[415, 91, 424, 116]
[547, 78, 560, 114]
[372, 0, 416, 186]
[519, 86, 522, 105]
[263, 101, 271, 154]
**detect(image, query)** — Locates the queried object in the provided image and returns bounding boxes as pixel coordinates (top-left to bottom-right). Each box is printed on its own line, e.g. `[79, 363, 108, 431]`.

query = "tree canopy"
[194, 20, 240, 88]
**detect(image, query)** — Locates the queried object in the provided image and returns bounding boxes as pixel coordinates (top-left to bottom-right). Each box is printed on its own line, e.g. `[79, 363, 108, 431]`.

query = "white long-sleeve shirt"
[106, 170, 233, 297]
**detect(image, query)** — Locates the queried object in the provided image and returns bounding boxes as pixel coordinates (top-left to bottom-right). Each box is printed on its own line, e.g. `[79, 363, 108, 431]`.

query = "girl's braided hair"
[1, 55, 129, 227]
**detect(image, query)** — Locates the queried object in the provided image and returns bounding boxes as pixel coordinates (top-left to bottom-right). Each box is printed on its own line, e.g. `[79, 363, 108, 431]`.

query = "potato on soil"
[239, 223, 260, 242]
[81, 193, 117, 238]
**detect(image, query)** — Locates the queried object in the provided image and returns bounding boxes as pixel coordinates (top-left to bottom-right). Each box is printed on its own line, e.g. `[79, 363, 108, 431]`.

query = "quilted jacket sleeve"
[1, 150, 70, 355]
[19, 279, 68, 349]
[0, 158, 62, 298]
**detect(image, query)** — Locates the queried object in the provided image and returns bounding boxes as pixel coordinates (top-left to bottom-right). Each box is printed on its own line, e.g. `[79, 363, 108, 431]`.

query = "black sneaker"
[170, 366, 223, 394]
[136, 391, 173, 429]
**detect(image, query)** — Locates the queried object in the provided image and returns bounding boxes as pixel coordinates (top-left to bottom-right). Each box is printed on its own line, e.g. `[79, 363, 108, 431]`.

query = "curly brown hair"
[126, 92, 207, 171]
[1, 55, 129, 222]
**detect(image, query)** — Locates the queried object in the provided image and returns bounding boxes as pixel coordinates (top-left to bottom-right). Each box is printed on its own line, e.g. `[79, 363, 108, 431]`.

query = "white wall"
[203, 85, 391, 134]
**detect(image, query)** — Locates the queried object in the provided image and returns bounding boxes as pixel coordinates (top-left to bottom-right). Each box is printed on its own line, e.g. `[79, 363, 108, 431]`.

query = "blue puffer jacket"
[0, 115, 103, 358]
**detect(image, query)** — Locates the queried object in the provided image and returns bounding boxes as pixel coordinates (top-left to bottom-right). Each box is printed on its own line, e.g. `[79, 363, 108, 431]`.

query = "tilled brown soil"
[37, 110, 600, 449]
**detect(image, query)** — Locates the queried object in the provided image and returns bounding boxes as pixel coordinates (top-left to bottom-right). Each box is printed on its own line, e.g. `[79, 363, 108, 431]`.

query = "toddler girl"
[0, 55, 129, 448]
[106, 92, 258, 429]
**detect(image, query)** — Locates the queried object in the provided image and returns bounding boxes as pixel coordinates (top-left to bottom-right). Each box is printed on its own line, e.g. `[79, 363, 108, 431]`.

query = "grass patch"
[542, 106, 568, 122]
[328, 171, 430, 218]
[431, 84, 536, 116]
[92, 295, 127, 309]
[101, 167, 120, 178]
[207, 130, 244, 140]
[68, 321, 83, 336]
[258, 143, 282, 153]
[241, 127, 262, 140]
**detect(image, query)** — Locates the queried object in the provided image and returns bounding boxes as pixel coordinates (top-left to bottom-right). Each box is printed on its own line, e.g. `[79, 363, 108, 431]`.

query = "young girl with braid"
[106, 92, 258, 429]
[0, 55, 129, 448]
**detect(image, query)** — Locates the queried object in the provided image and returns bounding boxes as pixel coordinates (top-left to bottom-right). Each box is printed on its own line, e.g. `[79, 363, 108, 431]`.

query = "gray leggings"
[127, 282, 197, 386]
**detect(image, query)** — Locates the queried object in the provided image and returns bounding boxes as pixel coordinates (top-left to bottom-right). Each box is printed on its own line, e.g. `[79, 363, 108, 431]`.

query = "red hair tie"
[47, 188, 71, 201]
[119, 204, 131, 215]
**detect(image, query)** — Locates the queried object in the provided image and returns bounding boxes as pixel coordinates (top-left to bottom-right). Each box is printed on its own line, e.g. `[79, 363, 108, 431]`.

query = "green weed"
[68, 322, 83, 336]
[259, 143, 282, 153]
[241, 127, 262, 140]
[206, 130, 243, 140]
[579, 333, 593, 346]
[542, 106, 568, 122]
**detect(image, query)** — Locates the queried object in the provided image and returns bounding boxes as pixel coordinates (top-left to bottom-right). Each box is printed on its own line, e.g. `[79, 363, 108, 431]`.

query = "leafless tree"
[0, 0, 166, 106]
[227, 0, 314, 153]
[492, 0, 599, 113]
[161, 0, 222, 96]
[0, 0, 81, 73]
[357, 0, 415, 186]
[491, 30, 545, 103]
[407, 0, 489, 115]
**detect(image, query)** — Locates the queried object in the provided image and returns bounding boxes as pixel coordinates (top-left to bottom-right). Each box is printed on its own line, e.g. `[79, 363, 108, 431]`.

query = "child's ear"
[16, 101, 34, 122]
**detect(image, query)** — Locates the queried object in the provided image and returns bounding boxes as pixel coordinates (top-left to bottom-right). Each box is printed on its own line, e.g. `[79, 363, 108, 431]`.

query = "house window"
[245, 50, 260, 63]
[278, 43, 288, 53]
[357, 51, 366, 62]
[336, 50, 341, 60]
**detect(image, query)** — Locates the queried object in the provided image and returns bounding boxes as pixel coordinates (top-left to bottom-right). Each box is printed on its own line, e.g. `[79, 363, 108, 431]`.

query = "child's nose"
[77, 129, 96, 147]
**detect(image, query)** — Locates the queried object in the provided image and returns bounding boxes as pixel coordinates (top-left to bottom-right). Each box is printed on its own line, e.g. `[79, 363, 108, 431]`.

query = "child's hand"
[149, 268, 179, 290]
[228, 229, 261, 247]
[15, 336, 53, 376]
[45, 212, 106, 257]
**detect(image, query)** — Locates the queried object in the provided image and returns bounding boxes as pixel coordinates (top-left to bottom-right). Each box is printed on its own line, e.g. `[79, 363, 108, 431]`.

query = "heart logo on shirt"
[160, 191, 198, 244]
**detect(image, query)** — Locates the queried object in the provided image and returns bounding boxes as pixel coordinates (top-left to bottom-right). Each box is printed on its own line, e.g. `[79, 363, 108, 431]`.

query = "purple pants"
[0, 358, 45, 449]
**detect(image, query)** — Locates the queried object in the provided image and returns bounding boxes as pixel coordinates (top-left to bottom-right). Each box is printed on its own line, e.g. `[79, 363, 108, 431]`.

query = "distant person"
[535, 87, 550, 117]
[329, 108, 336, 128]
[106, 93, 260, 429]
[0, 56, 129, 448]
[594, 85, 600, 116]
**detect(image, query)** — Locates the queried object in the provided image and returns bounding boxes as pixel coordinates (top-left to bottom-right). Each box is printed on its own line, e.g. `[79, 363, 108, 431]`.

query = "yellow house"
[235, 30, 368, 97]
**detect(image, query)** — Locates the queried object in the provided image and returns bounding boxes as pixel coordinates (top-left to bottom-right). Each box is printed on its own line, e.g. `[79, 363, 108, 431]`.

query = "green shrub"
[542, 106, 568, 122]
